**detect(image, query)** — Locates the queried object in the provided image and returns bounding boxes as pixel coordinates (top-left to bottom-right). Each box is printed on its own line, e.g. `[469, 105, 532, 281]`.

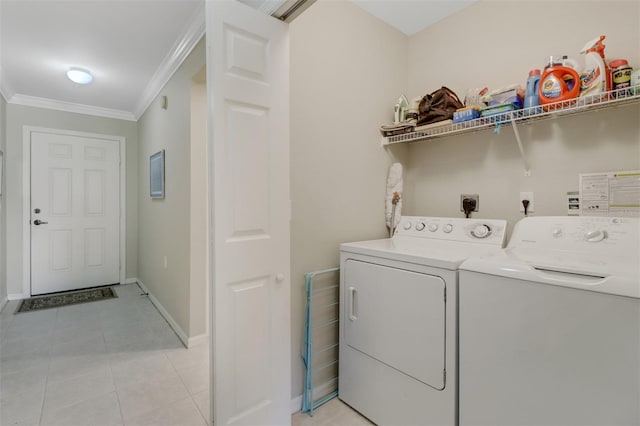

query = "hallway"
[0, 283, 210, 425]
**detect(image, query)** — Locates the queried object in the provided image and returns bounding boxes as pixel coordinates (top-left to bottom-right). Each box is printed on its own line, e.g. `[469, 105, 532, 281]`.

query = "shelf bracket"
[510, 115, 531, 176]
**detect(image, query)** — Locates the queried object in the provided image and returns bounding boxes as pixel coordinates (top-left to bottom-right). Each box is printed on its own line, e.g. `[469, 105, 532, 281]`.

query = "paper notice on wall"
[579, 171, 640, 217]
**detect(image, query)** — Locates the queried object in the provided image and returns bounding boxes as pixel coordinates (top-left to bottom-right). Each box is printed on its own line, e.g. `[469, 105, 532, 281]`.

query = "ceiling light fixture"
[67, 68, 93, 85]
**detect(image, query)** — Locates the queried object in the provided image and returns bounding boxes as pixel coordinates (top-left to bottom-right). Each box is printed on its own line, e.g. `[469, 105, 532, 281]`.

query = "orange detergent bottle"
[538, 63, 581, 109]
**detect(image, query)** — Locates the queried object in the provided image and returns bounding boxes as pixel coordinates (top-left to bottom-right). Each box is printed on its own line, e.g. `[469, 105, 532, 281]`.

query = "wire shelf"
[382, 86, 640, 146]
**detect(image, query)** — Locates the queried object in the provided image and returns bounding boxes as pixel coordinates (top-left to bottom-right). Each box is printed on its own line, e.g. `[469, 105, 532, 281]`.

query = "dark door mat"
[15, 287, 118, 314]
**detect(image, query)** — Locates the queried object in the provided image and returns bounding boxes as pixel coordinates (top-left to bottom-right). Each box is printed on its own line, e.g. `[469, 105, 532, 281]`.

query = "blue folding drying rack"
[301, 267, 340, 416]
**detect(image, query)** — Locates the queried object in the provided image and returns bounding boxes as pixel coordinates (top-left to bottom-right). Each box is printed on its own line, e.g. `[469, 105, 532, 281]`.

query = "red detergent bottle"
[539, 57, 581, 109]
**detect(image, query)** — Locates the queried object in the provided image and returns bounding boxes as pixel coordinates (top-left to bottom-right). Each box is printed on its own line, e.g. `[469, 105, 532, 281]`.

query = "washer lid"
[461, 216, 640, 298]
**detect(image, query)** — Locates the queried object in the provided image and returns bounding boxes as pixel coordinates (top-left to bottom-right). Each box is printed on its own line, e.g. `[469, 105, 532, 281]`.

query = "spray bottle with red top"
[579, 35, 611, 98]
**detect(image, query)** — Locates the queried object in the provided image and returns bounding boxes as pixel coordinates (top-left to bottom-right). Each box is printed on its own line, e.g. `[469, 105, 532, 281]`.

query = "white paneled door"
[30, 130, 120, 295]
[207, 1, 290, 425]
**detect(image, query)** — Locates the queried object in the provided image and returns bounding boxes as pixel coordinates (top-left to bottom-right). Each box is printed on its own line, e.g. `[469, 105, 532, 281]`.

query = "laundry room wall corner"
[289, 0, 410, 405]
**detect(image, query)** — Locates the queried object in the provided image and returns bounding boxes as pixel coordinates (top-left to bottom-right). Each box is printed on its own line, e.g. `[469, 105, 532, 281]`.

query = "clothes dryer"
[459, 216, 640, 426]
[339, 216, 507, 425]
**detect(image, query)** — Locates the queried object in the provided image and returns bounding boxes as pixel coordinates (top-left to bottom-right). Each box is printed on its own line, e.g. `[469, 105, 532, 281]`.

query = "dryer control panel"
[395, 216, 507, 247]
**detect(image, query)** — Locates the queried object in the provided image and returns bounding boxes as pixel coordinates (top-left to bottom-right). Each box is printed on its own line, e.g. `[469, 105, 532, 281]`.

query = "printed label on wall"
[579, 171, 640, 217]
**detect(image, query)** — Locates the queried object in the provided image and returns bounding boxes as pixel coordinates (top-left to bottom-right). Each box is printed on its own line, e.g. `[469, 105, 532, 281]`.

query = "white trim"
[0, 296, 7, 313]
[8, 293, 26, 301]
[0, 66, 15, 102]
[119, 141, 127, 285]
[133, 2, 205, 120]
[290, 395, 303, 414]
[136, 279, 189, 348]
[22, 126, 127, 297]
[124, 277, 139, 285]
[9, 94, 136, 122]
[187, 333, 209, 348]
[289, 380, 337, 415]
[0, 80, 12, 103]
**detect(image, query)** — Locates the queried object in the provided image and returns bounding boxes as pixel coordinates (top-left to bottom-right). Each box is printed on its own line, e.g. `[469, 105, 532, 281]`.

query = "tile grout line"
[102, 322, 122, 425]
[38, 308, 57, 426]
[163, 345, 210, 425]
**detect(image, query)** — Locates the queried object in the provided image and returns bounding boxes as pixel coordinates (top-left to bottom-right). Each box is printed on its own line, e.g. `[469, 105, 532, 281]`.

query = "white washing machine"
[459, 216, 640, 426]
[339, 216, 507, 425]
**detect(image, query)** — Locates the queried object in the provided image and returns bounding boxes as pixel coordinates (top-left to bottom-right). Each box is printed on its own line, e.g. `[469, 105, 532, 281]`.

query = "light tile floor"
[0, 283, 369, 426]
[0, 283, 209, 426]
[291, 398, 373, 426]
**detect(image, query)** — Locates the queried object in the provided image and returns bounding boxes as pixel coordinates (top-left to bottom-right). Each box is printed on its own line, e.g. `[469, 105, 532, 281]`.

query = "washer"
[339, 216, 507, 425]
[459, 216, 640, 426]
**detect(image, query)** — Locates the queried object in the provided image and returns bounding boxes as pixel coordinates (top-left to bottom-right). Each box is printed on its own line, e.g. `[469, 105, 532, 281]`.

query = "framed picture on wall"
[150, 149, 165, 199]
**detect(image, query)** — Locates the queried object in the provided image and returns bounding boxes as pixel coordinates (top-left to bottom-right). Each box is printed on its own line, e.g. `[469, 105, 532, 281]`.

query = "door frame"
[21, 126, 127, 297]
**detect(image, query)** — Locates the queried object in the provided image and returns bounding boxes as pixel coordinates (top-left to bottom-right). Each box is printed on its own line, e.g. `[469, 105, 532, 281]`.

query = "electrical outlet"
[520, 192, 534, 213]
[460, 194, 479, 212]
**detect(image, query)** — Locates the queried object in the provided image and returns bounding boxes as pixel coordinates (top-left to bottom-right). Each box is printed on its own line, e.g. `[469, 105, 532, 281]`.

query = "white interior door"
[207, 1, 290, 424]
[30, 130, 120, 295]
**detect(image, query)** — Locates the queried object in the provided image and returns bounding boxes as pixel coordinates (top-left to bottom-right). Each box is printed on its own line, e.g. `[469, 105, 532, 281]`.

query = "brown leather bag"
[417, 87, 464, 126]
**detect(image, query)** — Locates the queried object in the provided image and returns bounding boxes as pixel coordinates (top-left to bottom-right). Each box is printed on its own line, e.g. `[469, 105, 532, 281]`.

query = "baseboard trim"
[135, 279, 189, 348]
[291, 395, 302, 414]
[8, 293, 27, 301]
[124, 277, 139, 285]
[0, 296, 8, 313]
[188, 333, 209, 348]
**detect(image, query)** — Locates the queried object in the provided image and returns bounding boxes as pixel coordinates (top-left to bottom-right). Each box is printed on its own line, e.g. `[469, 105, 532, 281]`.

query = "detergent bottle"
[580, 35, 611, 98]
[539, 59, 581, 109]
[524, 69, 541, 114]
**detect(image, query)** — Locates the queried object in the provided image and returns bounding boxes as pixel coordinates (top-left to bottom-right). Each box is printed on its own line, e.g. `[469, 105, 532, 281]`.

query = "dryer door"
[344, 259, 447, 390]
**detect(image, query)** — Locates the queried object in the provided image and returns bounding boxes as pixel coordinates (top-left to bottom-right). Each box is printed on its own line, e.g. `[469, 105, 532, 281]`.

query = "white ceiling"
[0, 0, 205, 121]
[0, 0, 471, 122]
[351, 0, 476, 36]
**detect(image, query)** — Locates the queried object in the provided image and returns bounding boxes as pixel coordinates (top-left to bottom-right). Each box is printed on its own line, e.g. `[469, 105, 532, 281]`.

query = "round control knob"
[415, 222, 426, 231]
[443, 224, 453, 233]
[585, 229, 607, 243]
[403, 221, 412, 230]
[471, 224, 491, 238]
[552, 228, 563, 238]
[428, 223, 439, 232]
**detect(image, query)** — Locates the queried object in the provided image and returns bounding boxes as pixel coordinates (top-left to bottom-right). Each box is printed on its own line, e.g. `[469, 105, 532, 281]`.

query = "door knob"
[33, 219, 49, 225]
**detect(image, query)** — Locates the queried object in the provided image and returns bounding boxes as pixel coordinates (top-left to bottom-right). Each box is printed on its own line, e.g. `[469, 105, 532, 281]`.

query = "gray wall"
[405, 0, 640, 229]
[137, 38, 206, 339]
[290, 0, 409, 400]
[0, 95, 6, 304]
[4, 104, 138, 297]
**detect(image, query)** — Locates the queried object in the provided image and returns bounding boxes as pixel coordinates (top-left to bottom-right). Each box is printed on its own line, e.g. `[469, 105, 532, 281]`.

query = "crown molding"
[133, 2, 205, 120]
[8, 94, 137, 121]
[0, 67, 15, 103]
